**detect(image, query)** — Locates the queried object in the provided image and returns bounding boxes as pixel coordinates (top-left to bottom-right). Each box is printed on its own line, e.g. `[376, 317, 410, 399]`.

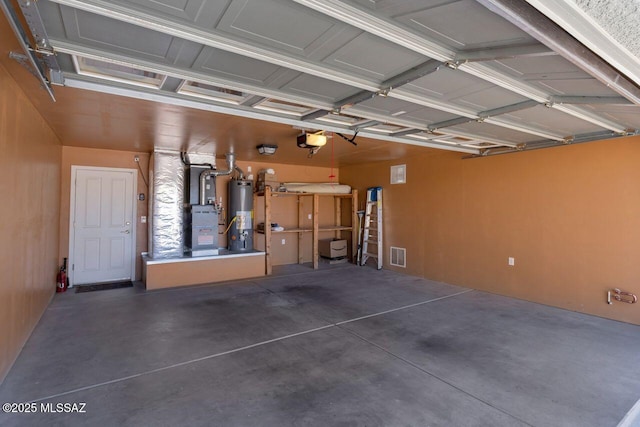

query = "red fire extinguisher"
[56, 258, 68, 293]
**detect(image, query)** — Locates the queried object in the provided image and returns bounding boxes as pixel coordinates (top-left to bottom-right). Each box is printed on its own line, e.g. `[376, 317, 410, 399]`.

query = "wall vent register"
[390, 247, 406, 268]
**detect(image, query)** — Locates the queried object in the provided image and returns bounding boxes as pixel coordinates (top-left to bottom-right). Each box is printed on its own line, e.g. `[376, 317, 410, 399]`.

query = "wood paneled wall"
[0, 64, 62, 381]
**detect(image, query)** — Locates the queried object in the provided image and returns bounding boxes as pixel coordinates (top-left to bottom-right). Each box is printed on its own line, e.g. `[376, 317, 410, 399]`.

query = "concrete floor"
[1, 263, 639, 426]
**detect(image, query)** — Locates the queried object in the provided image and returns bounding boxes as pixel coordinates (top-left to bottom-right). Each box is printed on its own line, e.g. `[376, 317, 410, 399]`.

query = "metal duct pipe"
[152, 151, 184, 258]
[199, 153, 236, 205]
[234, 165, 245, 180]
[475, 0, 640, 106]
[463, 130, 634, 158]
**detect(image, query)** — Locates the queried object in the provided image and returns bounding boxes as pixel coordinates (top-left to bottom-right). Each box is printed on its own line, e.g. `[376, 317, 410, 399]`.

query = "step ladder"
[360, 187, 383, 269]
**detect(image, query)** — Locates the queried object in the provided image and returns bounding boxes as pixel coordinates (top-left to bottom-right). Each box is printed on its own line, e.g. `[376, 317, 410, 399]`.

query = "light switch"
[141, 216, 147, 223]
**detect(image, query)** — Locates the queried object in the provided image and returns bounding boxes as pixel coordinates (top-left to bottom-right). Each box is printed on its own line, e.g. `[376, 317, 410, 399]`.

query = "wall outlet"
[307, 214, 312, 220]
[134, 155, 140, 163]
[508, 257, 515, 266]
[281, 239, 286, 245]
[141, 216, 147, 223]
[247, 166, 252, 172]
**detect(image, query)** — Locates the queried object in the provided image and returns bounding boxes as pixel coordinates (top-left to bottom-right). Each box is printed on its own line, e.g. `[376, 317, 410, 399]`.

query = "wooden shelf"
[258, 226, 350, 234]
[258, 191, 354, 198]
[262, 228, 312, 234]
[254, 186, 358, 274]
[319, 226, 353, 232]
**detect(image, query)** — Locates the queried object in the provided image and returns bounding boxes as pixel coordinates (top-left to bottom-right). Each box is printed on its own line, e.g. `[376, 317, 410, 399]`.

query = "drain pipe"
[199, 153, 237, 205]
[475, 0, 640, 105]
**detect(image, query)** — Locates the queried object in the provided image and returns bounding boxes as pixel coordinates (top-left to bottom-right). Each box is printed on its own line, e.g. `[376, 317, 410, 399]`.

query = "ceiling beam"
[300, 109, 331, 121]
[53, 38, 566, 146]
[428, 117, 475, 131]
[478, 100, 539, 118]
[334, 91, 377, 109]
[424, 99, 565, 141]
[467, 130, 636, 157]
[524, 0, 640, 90]
[390, 129, 422, 137]
[47, 0, 380, 92]
[160, 77, 184, 92]
[476, 0, 640, 106]
[63, 74, 480, 155]
[293, 0, 630, 132]
[333, 60, 442, 110]
[455, 43, 555, 63]
[54, 40, 506, 150]
[51, 39, 335, 110]
[45, 2, 609, 141]
[482, 118, 564, 141]
[351, 120, 381, 130]
[427, 128, 518, 148]
[240, 95, 267, 107]
[549, 96, 632, 105]
[382, 60, 443, 91]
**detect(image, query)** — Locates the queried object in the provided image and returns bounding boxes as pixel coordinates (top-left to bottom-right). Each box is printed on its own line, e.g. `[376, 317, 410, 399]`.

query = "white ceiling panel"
[323, 32, 426, 81]
[584, 105, 640, 129]
[348, 0, 454, 17]
[405, 67, 490, 99]
[126, 0, 210, 22]
[38, 1, 66, 34]
[494, 56, 588, 81]
[396, 0, 535, 50]
[60, 7, 176, 61]
[218, 0, 342, 56]
[402, 107, 460, 125]
[192, 47, 283, 85]
[406, 67, 528, 110]
[355, 96, 458, 124]
[356, 96, 425, 116]
[503, 105, 603, 135]
[450, 122, 537, 143]
[536, 78, 620, 97]
[453, 86, 530, 111]
[279, 74, 362, 103]
[17, 0, 640, 157]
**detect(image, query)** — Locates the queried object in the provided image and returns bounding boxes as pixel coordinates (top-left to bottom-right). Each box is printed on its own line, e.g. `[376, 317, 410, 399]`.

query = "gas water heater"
[227, 178, 253, 252]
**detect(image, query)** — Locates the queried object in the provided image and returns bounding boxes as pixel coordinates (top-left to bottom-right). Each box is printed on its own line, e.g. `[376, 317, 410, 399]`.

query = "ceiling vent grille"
[390, 247, 406, 268]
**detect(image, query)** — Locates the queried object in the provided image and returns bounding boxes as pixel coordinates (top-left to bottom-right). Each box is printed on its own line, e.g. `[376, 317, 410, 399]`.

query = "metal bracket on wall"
[9, 51, 40, 80]
[607, 289, 638, 305]
[1, 0, 61, 101]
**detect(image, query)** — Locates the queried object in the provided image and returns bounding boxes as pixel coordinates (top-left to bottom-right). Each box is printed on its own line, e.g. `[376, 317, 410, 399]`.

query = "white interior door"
[71, 167, 136, 285]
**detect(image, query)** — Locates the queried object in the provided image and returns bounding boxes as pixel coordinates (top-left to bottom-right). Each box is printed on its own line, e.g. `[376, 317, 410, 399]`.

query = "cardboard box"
[319, 239, 347, 259]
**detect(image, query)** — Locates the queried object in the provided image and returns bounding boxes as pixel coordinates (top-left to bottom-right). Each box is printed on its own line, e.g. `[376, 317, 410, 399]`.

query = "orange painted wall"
[0, 64, 62, 381]
[59, 147, 150, 281]
[340, 138, 640, 325]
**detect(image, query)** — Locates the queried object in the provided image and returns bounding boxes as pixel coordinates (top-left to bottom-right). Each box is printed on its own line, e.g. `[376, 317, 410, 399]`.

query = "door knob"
[121, 230, 130, 234]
